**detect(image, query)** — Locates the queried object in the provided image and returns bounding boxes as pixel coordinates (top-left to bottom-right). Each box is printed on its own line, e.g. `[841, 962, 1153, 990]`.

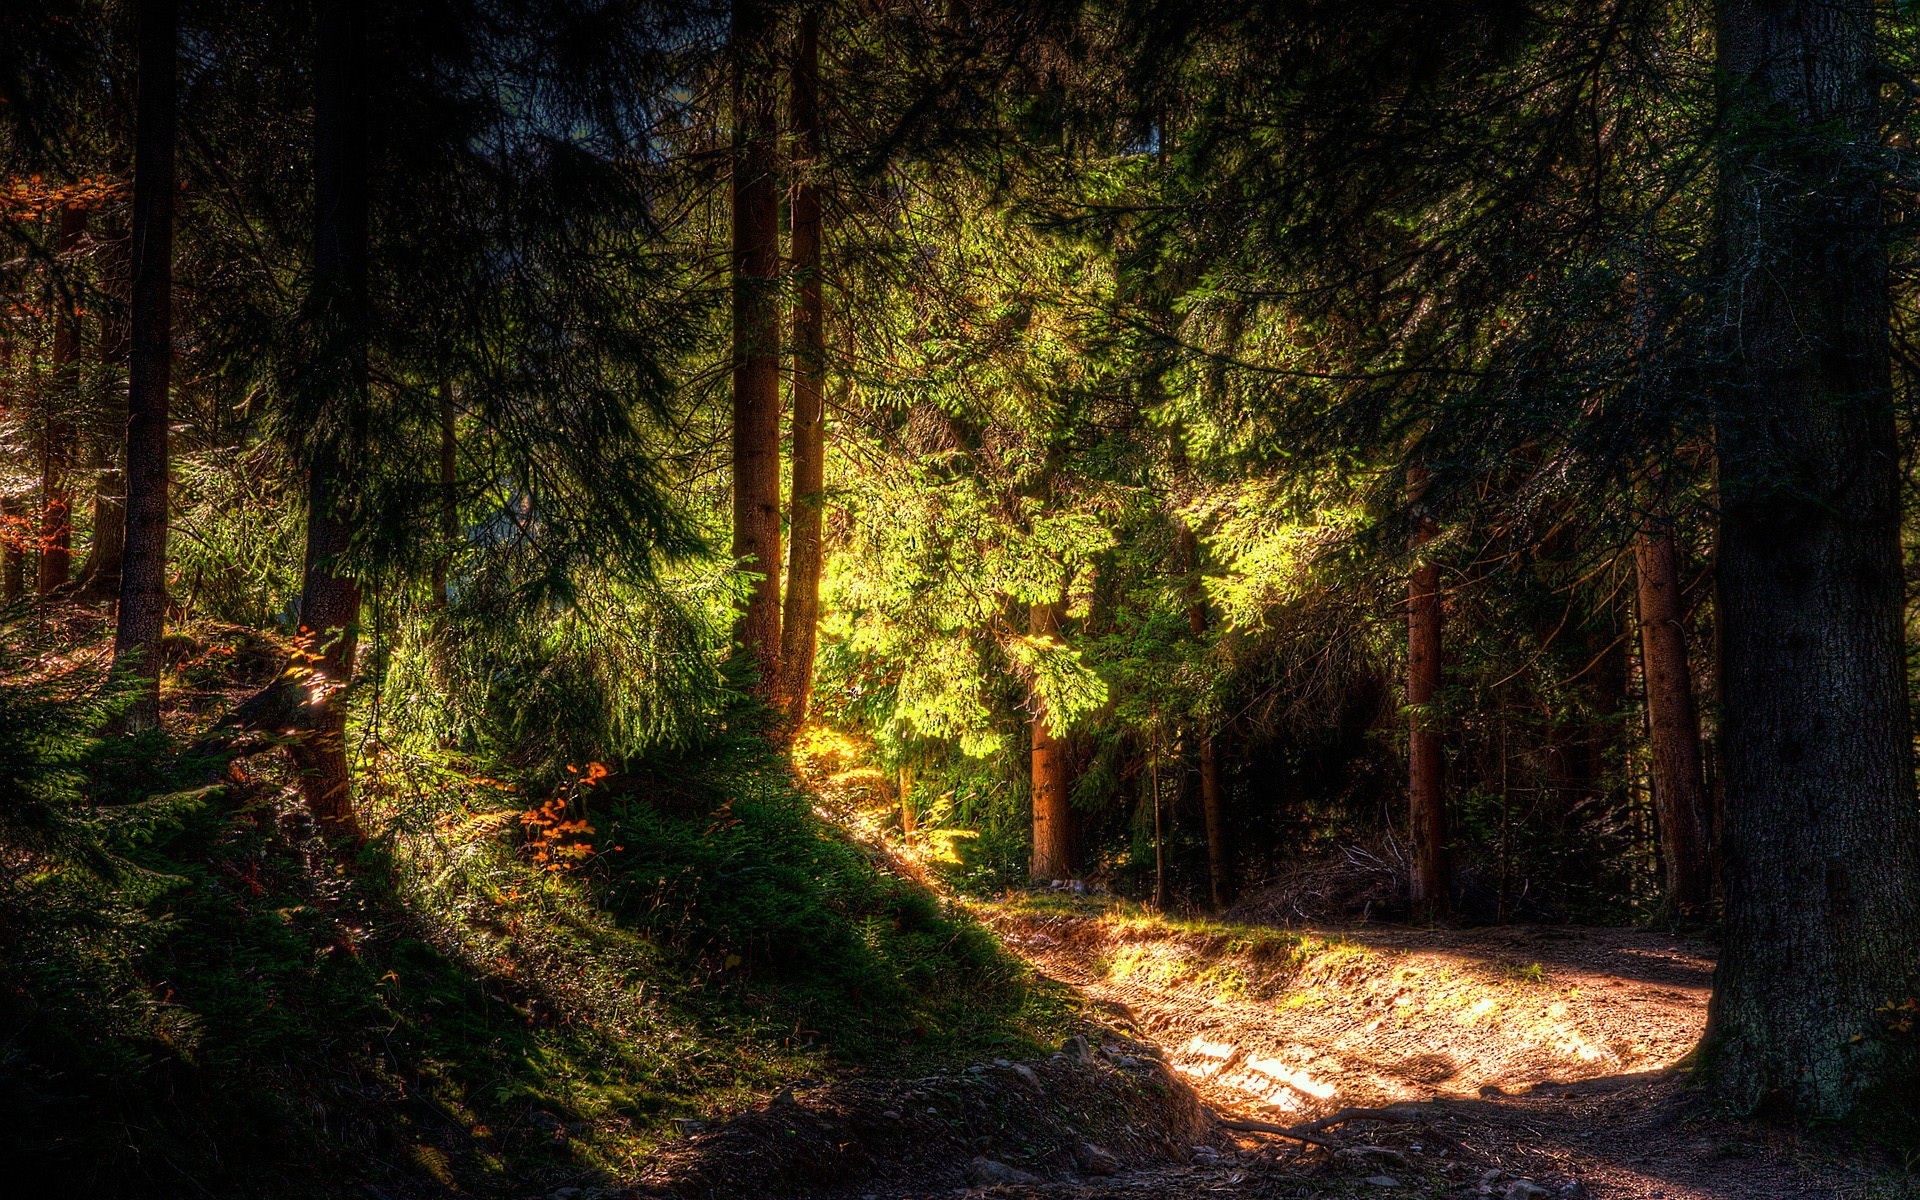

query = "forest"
[1, 0, 1917, 1197]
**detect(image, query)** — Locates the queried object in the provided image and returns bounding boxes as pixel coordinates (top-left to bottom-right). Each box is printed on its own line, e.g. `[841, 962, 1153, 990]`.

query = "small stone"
[1505, 1181, 1550, 1200]
[1009, 1063, 1043, 1092]
[549, 1190, 581, 1200]
[1558, 1183, 1591, 1200]
[1116, 1055, 1141, 1069]
[1062, 1034, 1095, 1063]
[1076, 1143, 1121, 1176]
[669, 1117, 706, 1138]
[993, 1058, 1012, 1067]
[1364, 1176, 1402, 1188]
[966, 1157, 1040, 1186]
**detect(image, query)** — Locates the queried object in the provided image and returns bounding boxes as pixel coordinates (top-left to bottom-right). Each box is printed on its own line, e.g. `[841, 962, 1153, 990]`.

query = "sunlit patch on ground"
[984, 895, 1714, 1120]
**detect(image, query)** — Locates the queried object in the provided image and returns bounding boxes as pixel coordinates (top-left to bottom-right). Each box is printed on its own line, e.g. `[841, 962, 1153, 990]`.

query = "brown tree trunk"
[1200, 733, 1228, 909]
[78, 216, 130, 604]
[1633, 524, 1712, 917]
[898, 765, 915, 841]
[1028, 599, 1073, 881]
[1704, 0, 1920, 1118]
[1406, 484, 1449, 918]
[109, 0, 175, 731]
[779, 8, 826, 727]
[231, 0, 368, 834]
[730, 0, 782, 694]
[39, 205, 87, 598]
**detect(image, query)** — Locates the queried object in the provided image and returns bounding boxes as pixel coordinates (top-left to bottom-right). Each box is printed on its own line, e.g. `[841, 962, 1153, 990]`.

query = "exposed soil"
[631, 901, 1911, 1200]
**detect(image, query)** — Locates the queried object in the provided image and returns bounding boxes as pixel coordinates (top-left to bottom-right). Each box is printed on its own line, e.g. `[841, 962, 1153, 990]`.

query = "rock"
[669, 1117, 706, 1138]
[1364, 1176, 1402, 1188]
[881, 1110, 902, 1121]
[1062, 1034, 1095, 1063]
[1076, 1143, 1121, 1176]
[966, 1157, 1040, 1186]
[1009, 1063, 1043, 1092]
[1558, 1183, 1590, 1200]
[1505, 1181, 1550, 1200]
[549, 1190, 582, 1200]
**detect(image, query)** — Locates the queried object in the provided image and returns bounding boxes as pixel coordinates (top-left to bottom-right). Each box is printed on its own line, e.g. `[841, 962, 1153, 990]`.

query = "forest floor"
[961, 897, 1912, 1200]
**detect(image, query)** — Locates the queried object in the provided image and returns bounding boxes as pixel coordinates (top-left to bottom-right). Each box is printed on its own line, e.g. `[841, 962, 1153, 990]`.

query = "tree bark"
[1200, 733, 1229, 909]
[779, 7, 826, 728]
[228, 0, 369, 834]
[1028, 599, 1073, 881]
[1406, 480, 1449, 918]
[1704, 0, 1920, 1118]
[109, 0, 175, 731]
[39, 205, 87, 598]
[1633, 523, 1712, 917]
[730, 0, 782, 695]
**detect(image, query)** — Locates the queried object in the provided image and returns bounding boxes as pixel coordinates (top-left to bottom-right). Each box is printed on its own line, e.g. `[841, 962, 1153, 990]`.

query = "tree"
[1028, 596, 1072, 880]
[1703, 0, 1920, 1117]
[730, 0, 782, 694]
[109, 0, 175, 731]
[779, 6, 826, 729]
[287, 0, 373, 836]
[1632, 514, 1711, 917]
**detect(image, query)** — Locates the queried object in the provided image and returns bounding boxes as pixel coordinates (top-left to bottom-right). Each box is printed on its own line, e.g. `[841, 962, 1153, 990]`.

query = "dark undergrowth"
[0, 613, 1080, 1198]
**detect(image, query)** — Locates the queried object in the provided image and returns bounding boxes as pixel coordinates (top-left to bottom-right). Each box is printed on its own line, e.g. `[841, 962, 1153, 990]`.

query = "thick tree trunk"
[39, 206, 87, 598]
[1406, 484, 1449, 918]
[1633, 524, 1712, 917]
[1704, 0, 1920, 1118]
[779, 8, 826, 728]
[286, 0, 372, 837]
[730, 0, 782, 694]
[78, 217, 130, 604]
[1028, 599, 1073, 881]
[109, 0, 175, 731]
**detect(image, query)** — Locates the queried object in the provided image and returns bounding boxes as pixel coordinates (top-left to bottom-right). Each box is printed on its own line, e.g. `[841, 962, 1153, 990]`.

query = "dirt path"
[968, 903, 1903, 1200]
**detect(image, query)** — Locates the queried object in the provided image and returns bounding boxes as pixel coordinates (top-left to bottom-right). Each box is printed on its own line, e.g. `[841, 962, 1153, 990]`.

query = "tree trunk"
[1406, 482, 1449, 918]
[229, 0, 370, 834]
[1200, 733, 1229, 909]
[1704, 0, 1920, 1118]
[109, 0, 175, 731]
[779, 7, 826, 728]
[39, 205, 87, 598]
[1028, 599, 1073, 881]
[898, 765, 915, 841]
[79, 216, 130, 604]
[730, 0, 782, 695]
[1633, 524, 1712, 917]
